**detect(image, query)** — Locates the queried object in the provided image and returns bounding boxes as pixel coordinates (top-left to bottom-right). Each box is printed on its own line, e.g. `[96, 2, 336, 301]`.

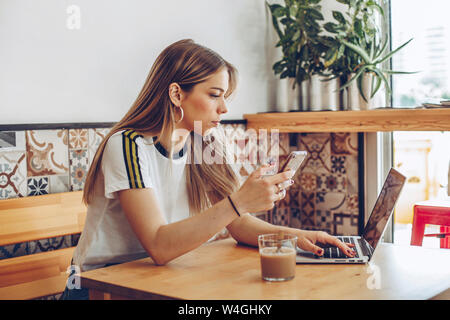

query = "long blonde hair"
[82, 39, 240, 214]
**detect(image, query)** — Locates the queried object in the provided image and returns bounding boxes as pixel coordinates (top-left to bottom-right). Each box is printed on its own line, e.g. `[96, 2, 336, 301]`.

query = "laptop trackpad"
[296, 248, 317, 258]
[296, 248, 323, 263]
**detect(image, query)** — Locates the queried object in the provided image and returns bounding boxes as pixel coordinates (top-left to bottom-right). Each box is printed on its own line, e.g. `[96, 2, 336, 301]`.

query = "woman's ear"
[168, 82, 183, 106]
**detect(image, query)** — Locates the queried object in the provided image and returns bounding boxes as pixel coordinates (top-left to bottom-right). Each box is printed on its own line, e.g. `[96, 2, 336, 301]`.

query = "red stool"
[411, 200, 450, 249]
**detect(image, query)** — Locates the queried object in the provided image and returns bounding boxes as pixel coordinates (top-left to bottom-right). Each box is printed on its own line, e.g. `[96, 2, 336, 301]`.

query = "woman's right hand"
[230, 164, 295, 214]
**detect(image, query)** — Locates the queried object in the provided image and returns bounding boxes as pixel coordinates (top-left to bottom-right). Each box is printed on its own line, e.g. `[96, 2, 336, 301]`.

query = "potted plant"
[267, 0, 334, 111]
[323, 0, 415, 109]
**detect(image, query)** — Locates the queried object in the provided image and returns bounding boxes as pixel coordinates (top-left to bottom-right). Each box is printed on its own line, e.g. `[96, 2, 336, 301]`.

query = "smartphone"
[279, 151, 308, 175]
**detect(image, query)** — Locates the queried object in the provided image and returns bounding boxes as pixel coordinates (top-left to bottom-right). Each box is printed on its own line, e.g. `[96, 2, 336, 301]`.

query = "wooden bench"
[0, 191, 86, 300]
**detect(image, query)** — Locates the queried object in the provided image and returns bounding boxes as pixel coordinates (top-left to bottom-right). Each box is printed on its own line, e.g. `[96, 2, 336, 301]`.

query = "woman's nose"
[218, 101, 228, 114]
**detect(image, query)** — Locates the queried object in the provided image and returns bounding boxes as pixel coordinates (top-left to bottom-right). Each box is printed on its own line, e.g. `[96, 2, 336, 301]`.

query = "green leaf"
[374, 36, 389, 60]
[357, 73, 368, 102]
[380, 69, 419, 75]
[267, 3, 282, 12]
[337, 44, 345, 59]
[289, 5, 297, 18]
[332, 11, 346, 24]
[371, 73, 382, 98]
[296, 67, 307, 84]
[354, 20, 363, 38]
[270, 13, 283, 39]
[341, 40, 372, 64]
[369, 40, 375, 61]
[374, 38, 413, 65]
[273, 61, 284, 74]
[323, 22, 338, 33]
[373, 69, 391, 96]
[280, 70, 290, 79]
[324, 49, 338, 68]
[305, 7, 324, 21]
[273, 6, 286, 18]
[340, 65, 370, 91]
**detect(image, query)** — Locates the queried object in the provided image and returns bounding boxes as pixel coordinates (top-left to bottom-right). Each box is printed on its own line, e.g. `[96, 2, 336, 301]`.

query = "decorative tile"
[69, 149, 88, 191]
[315, 209, 333, 233]
[0, 151, 27, 199]
[333, 212, 359, 235]
[0, 234, 77, 260]
[288, 186, 301, 208]
[299, 191, 315, 228]
[49, 175, 70, 193]
[34, 293, 62, 300]
[297, 172, 317, 193]
[26, 130, 69, 177]
[0, 131, 16, 148]
[0, 131, 25, 151]
[315, 192, 347, 212]
[331, 155, 347, 174]
[69, 129, 88, 149]
[88, 128, 110, 166]
[290, 206, 301, 222]
[316, 173, 347, 193]
[297, 133, 331, 174]
[252, 211, 272, 223]
[272, 207, 290, 226]
[330, 133, 358, 155]
[0, 243, 28, 260]
[345, 194, 359, 214]
[27, 177, 49, 196]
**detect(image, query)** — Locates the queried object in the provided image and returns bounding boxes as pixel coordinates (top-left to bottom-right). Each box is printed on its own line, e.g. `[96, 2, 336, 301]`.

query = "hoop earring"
[175, 106, 184, 124]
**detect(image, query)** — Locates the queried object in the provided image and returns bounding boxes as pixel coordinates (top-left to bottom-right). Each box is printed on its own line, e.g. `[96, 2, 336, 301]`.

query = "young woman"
[61, 39, 355, 300]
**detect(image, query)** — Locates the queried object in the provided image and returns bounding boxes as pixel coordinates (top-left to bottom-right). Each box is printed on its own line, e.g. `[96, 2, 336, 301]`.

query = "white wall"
[0, 0, 348, 125]
[0, 0, 286, 124]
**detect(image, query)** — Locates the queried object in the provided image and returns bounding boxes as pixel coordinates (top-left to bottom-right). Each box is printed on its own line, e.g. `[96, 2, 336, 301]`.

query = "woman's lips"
[211, 121, 220, 126]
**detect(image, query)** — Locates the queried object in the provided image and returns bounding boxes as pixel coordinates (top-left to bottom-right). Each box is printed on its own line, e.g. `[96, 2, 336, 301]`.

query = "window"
[390, 0, 450, 248]
[391, 0, 450, 106]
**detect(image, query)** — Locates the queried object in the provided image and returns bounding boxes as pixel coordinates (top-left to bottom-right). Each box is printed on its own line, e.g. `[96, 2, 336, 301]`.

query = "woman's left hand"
[296, 230, 356, 257]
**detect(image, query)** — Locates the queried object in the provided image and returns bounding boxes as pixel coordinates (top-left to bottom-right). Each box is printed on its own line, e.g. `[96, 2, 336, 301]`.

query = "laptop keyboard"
[319, 237, 360, 259]
[357, 238, 371, 257]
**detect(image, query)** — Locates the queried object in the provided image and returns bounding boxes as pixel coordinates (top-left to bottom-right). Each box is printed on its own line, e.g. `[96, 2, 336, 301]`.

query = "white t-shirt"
[73, 130, 190, 272]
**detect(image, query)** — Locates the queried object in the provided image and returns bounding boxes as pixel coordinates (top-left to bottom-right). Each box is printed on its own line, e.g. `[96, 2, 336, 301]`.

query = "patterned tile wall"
[0, 128, 111, 262]
[0, 126, 361, 260]
[220, 125, 361, 236]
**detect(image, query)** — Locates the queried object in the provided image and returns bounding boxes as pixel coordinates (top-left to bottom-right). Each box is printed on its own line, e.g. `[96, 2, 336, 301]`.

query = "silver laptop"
[296, 168, 406, 264]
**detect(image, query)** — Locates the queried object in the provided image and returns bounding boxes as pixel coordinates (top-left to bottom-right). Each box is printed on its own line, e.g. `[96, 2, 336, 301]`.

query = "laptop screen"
[362, 168, 406, 250]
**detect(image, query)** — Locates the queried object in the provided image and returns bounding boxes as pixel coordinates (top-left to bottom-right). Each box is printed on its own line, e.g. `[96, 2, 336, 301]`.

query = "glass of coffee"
[258, 233, 297, 282]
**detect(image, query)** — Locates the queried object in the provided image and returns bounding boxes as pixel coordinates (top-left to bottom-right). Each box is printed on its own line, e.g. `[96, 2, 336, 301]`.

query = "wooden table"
[80, 238, 450, 300]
